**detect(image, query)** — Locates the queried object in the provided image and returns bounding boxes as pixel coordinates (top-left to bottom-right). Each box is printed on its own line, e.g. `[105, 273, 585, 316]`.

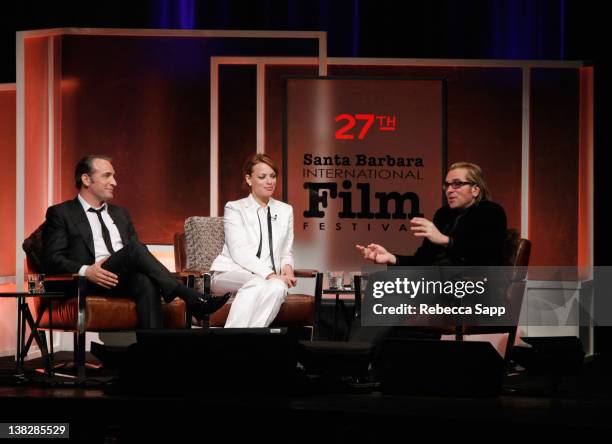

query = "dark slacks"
[93, 241, 181, 328]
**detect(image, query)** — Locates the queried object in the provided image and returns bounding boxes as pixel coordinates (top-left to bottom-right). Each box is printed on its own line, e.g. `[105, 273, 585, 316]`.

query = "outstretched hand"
[355, 243, 397, 265]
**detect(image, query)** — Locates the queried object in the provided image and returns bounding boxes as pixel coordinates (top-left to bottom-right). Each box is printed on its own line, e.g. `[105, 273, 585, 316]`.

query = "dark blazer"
[42, 197, 139, 274]
[395, 200, 507, 266]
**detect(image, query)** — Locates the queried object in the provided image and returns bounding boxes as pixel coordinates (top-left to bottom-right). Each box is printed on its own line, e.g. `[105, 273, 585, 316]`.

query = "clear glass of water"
[349, 271, 360, 291]
[27, 273, 45, 294]
[327, 271, 345, 290]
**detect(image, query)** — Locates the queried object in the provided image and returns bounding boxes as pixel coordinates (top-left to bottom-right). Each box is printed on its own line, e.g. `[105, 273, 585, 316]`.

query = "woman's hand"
[266, 272, 296, 288]
[281, 265, 298, 288]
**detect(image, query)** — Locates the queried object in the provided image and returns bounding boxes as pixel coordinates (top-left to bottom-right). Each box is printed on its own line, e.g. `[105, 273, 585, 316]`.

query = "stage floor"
[1, 351, 612, 442]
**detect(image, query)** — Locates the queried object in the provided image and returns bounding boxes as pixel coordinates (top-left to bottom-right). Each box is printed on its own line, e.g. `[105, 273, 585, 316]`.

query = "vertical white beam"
[256, 63, 265, 154]
[47, 38, 54, 206]
[319, 33, 327, 76]
[521, 67, 530, 239]
[16, 33, 25, 290]
[210, 59, 219, 216]
[584, 68, 594, 272]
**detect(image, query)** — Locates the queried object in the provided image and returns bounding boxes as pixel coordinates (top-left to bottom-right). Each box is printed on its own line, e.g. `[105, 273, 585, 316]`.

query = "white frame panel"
[210, 56, 322, 215]
[211, 55, 586, 234]
[15, 29, 325, 355]
[212, 56, 593, 343]
[14, 28, 592, 353]
[16, 27, 326, 287]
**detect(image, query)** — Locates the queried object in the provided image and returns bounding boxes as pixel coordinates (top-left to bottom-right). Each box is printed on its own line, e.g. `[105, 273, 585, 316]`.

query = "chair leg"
[455, 325, 464, 341]
[201, 273, 212, 328]
[313, 272, 323, 340]
[72, 332, 78, 364]
[185, 274, 195, 329]
[76, 330, 86, 379]
[77, 276, 87, 379]
[504, 328, 518, 364]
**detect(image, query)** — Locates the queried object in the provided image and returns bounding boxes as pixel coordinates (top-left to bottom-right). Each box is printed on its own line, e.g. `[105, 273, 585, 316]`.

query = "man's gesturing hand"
[410, 217, 450, 245]
[356, 244, 397, 265]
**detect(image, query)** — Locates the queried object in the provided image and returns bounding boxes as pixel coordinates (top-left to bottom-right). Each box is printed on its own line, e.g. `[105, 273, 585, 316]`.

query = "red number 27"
[335, 114, 375, 140]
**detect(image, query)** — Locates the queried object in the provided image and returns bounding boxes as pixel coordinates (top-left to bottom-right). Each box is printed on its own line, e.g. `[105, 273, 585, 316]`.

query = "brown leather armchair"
[23, 224, 189, 378]
[174, 217, 323, 336]
[454, 229, 532, 363]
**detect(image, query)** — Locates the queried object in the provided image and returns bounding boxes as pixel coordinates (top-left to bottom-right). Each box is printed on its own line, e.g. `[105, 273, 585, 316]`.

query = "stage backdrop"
[284, 77, 445, 271]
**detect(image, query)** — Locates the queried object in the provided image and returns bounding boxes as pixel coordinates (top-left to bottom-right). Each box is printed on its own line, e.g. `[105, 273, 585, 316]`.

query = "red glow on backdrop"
[60, 77, 80, 92]
[0, 88, 16, 276]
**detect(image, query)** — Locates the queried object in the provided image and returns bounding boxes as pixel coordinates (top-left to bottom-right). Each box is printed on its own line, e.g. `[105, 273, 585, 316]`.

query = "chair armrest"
[171, 270, 205, 278]
[295, 269, 318, 278]
[43, 274, 79, 282]
[171, 271, 204, 290]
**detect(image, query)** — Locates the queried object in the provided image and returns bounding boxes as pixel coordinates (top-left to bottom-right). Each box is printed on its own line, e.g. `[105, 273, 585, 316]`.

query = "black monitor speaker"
[516, 336, 585, 376]
[297, 340, 372, 377]
[376, 338, 505, 396]
[119, 328, 300, 395]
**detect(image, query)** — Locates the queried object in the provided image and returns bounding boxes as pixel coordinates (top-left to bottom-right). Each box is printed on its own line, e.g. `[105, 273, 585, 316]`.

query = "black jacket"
[42, 197, 138, 274]
[395, 200, 507, 266]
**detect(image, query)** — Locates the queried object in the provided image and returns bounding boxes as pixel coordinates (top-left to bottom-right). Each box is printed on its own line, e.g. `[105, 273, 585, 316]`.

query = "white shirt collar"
[247, 193, 273, 210]
[77, 194, 106, 212]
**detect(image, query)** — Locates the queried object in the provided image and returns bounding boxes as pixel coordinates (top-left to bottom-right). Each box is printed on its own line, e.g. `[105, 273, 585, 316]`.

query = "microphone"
[271, 214, 278, 221]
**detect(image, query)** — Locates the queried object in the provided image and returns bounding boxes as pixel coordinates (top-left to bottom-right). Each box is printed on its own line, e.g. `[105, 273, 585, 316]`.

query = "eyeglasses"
[443, 181, 474, 190]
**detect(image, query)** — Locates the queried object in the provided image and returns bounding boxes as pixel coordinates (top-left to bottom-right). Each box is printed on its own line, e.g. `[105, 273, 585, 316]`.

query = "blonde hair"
[448, 162, 490, 203]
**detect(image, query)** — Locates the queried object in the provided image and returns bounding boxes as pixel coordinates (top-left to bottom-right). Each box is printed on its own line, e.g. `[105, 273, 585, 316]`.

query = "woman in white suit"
[210, 154, 297, 328]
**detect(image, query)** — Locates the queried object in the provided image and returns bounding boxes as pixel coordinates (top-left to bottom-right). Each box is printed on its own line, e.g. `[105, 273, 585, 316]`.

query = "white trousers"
[211, 270, 288, 328]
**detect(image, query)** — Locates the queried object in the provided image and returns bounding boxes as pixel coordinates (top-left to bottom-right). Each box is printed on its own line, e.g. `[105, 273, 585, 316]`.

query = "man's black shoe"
[191, 292, 230, 321]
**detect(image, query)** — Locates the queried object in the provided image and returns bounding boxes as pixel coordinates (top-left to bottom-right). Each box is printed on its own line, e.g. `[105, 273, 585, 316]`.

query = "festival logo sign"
[284, 77, 446, 270]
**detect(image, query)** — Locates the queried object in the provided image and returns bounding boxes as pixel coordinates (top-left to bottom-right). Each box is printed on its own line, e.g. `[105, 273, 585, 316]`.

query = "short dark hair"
[75, 154, 112, 189]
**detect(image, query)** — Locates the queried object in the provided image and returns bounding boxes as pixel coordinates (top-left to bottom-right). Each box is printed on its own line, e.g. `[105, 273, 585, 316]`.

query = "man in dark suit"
[43, 154, 229, 328]
[353, 162, 508, 344]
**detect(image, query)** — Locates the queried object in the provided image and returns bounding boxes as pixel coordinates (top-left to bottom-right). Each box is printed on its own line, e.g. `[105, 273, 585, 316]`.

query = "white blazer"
[210, 194, 294, 278]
